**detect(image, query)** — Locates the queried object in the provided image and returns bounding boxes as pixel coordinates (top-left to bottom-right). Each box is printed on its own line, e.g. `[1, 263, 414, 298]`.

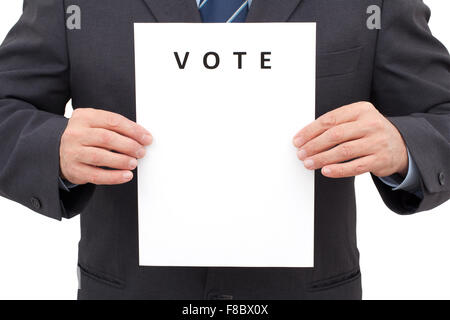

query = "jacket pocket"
[78, 263, 125, 289]
[308, 268, 361, 292]
[317, 46, 363, 78]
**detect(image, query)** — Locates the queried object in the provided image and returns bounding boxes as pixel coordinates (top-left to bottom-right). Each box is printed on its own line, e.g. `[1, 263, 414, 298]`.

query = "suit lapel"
[142, 0, 303, 23]
[143, 0, 302, 22]
[246, 0, 303, 22]
[142, 0, 201, 22]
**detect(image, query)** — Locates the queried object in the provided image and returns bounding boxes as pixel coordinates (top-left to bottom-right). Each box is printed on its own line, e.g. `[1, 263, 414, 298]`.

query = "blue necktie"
[199, 0, 249, 23]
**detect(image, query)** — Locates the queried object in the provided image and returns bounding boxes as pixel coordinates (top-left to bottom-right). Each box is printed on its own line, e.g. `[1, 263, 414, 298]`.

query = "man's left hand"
[293, 102, 408, 179]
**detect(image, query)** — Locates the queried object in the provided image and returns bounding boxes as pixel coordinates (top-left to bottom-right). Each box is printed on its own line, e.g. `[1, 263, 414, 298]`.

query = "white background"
[0, 1, 449, 300]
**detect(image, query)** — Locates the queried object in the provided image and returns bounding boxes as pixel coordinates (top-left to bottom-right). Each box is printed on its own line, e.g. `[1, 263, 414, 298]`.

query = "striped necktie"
[199, 0, 249, 23]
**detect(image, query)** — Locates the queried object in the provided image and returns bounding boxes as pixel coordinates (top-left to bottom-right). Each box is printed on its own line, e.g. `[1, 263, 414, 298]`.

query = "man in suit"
[0, 0, 449, 300]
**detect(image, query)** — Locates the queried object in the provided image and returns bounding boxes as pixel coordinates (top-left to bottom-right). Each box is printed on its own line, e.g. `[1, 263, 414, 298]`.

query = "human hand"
[293, 102, 408, 178]
[60, 108, 152, 185]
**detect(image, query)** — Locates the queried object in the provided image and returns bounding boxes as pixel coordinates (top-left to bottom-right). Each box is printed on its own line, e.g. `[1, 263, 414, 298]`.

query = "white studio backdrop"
[0, 1, 449, 300]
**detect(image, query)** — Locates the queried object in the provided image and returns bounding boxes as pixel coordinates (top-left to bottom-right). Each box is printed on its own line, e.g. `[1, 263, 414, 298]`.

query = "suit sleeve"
[0, 0, 94, 220]
[371, 0, 450, 214]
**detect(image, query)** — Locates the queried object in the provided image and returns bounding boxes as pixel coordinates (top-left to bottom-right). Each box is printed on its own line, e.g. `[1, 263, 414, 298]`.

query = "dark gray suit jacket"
[0, 0, 449, 300]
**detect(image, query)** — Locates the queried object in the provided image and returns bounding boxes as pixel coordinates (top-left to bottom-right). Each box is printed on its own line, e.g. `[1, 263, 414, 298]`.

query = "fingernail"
[323, 167, 331, 175]
[294, 137, 304, 147]
[136, 148, 146, 158]
[304, 159, 314, 169]
[129, 158, 138, 169]
[297, 149, 307, 160]
[142, 134, 153, 146]
[123, 171, 133, 180]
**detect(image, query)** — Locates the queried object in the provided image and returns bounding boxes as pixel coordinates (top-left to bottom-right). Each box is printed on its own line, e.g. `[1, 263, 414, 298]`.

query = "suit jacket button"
[30, 197, 41, 209]
[438, 172, 445, 186]
[214, 294, 233, 300]
[208, 293, 234, 300]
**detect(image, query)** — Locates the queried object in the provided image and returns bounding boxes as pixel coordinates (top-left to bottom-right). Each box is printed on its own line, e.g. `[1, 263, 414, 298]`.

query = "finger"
[82, 128, 146, 159]
[84, 109, 152, 146]
[321, 155, 376, 178]
[77, 164, 134, 185]
[297, 121, 368, 160]
[302, 139, 374, 170]
[293, 102, 367, 147]
[77, 146, 138, 170]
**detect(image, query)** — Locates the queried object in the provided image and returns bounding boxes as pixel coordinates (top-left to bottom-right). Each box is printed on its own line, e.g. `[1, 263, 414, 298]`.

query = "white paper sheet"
[135, 23, 316, 267]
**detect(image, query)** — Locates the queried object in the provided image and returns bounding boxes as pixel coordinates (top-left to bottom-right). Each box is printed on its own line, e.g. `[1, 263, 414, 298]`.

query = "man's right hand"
[60, 108, 153, 185]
